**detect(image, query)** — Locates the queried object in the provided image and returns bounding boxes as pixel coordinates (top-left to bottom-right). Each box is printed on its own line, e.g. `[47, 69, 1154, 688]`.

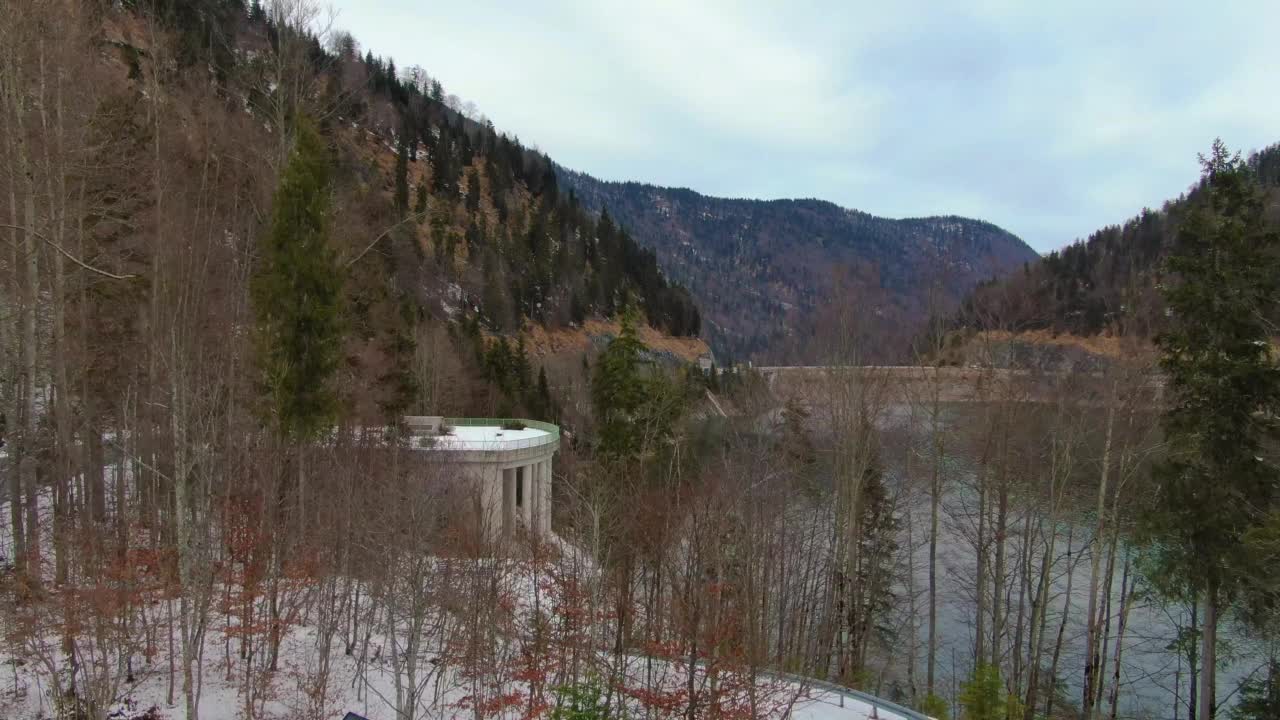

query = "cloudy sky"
[328, 0, 1279, 253]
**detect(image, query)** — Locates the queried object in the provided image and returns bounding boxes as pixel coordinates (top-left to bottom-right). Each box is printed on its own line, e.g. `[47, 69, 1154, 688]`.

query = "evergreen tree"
[851, 449, 900, 651]
[919, 694, 950, 720]
[1143, 140, 1280, 719]
[514, 335, 532, 390]
[482, 260, 509, 330]
[550, 679, 614, 720]
[430, 203, 450, 265]
[252, 117, 344, 440]
[486, 337, 513, 391]
[591, 307, 649, 458]
[432, 130, 454, 194]
[414, 183, 428, 216]
[536, 366, 554, 420]
[378, 298, 418, 418]
[1231, 660, 1280, 720]
[959, 665, 1005, 720]
[465, 167, 482, 213]
[780, 397, 816, 475]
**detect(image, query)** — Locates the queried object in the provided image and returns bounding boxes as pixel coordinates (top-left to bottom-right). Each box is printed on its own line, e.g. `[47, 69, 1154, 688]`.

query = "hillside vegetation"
[8, 0, 704, 438]
[961, 143, 1280, 338]
[4, 6, 1279, 720]
[560, 170, 1038, 363]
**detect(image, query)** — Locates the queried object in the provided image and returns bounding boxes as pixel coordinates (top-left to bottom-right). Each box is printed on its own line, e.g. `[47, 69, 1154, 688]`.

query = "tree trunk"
[172, 338, 200, 720]
[990, 438, 1009, 669]
[927, 401, 942, 696]
[1042, 530, 1075, 720]
[1010, 511, 1032, 696]
[1200, 586, 1217, 720]
[1188, 601, 1199, 720]
[6, 189, 24, 575]
[45, 53, 73, 586]
[21, 160, 40, 579]
[974, 458, 989, 666]
[1107, 551, 1135, 720]
[1083, 387, 1116, 718]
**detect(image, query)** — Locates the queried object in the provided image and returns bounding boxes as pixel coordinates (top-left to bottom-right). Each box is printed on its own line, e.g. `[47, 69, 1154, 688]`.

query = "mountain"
[21, 2, 705, 436]
[959, 142, 1280, 339]
[558, 171, 1038, 363]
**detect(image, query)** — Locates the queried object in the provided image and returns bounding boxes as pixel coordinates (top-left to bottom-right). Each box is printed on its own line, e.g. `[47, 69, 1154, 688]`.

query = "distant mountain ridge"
[558, 169, 1038, 363]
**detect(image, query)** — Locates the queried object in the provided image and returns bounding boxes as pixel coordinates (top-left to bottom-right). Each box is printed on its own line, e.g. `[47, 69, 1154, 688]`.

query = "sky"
[326, 0, 1280, 253]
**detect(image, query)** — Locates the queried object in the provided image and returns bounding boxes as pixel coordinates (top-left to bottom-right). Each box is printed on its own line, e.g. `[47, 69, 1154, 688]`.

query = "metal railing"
[622, 652, 934, 720]
[778, 672, 933, 720]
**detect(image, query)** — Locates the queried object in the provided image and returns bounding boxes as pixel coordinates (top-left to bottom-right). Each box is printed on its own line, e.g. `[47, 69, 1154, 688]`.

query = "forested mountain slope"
[6, 7, 1270, 720]
[960, 143, 1280, 338]
[559, 170, 1038, 363]
[5, 0, 703, 444]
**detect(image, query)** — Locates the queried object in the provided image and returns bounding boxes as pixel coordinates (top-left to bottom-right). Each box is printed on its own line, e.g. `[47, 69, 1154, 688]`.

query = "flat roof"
[423, 422, 557, 452]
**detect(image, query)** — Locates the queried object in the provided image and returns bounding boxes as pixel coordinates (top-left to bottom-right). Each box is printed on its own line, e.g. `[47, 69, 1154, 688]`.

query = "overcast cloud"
[327, 0, 1280, 252]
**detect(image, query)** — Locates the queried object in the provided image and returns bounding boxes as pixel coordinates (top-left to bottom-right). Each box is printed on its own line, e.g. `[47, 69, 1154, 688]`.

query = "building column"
[539, 457, 552, 536]
[519, 464, 533, 529]
[480, 465, 504, 545]
[528, 461, 542, 536]
[502, 467, 515, 539]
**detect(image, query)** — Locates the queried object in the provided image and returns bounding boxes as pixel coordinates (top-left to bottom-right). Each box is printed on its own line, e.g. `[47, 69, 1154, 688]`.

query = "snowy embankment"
[2, 487, 917, 720]
[3, 619, 919, 720]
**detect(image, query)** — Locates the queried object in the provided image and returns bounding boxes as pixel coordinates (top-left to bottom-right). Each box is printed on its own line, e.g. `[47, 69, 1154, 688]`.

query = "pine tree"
[551, 679, 614, 720]
[465, 167, 482, 213]
[414, 183, 428, 216]
[591, 307, 648, 458]
[536, 366, 554, 420]
[919, 694, 950, 720]
[482, 260, 509, 330]
[1231, 660, 1280, 720]
[851, 450, 900, 656]
[1144, 140, 1280, 720]
[780, 397, 816, 473]
[959, 665, 1005, 720]
[252, 117, 344, 440]
[486, 337, 513, 391]
[514, 335, 532, 390]
[376, 300, 418, 419]
[430, 202, 450, 265]
[432, 130, 454, 194]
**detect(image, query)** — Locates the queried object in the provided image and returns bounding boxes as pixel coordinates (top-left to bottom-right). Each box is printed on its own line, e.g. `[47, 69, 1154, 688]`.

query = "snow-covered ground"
[1, 479, 917, 720]
[2, 627, 918, 720]
[1, 562, 916, 720]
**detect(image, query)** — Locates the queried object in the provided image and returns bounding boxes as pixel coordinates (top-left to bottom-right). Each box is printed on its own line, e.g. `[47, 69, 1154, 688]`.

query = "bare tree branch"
[0, 223, 137, 280]
[344, 211, 428, 269]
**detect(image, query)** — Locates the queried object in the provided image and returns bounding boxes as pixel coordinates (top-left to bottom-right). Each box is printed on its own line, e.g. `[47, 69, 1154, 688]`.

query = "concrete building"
[405, 416, 559, 542]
